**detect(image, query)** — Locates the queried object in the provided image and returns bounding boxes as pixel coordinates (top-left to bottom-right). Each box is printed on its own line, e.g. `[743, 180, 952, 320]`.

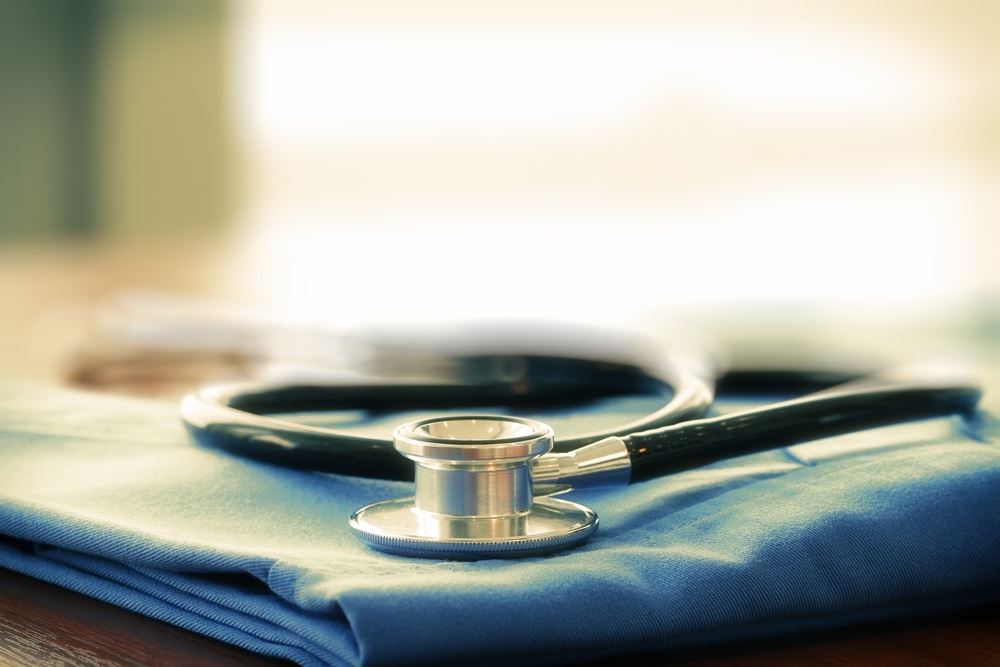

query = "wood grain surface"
[675, 605, 1000, 667]
[0, 568, 286, 666]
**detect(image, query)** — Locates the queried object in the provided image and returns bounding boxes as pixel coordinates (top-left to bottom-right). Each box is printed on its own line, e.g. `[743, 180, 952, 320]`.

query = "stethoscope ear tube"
[620, 382, 982, 482]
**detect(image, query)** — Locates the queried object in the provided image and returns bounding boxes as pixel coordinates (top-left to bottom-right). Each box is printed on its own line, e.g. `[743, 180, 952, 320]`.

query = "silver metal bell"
[349, 415, 598, 559]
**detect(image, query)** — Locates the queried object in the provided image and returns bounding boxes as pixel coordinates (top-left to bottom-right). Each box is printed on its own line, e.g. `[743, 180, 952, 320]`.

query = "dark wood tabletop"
[0, 568, 284, 667]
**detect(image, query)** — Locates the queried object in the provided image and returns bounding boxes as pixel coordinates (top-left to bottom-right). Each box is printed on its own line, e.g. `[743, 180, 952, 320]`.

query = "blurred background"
[0, 0, 997, 399]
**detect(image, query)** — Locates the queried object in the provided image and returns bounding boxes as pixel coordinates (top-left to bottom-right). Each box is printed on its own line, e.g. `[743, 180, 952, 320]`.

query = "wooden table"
[0, 568, 282, 667]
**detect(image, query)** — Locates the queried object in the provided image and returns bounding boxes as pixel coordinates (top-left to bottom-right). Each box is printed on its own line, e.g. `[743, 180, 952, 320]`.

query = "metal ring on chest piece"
[349, 415, 599, 559]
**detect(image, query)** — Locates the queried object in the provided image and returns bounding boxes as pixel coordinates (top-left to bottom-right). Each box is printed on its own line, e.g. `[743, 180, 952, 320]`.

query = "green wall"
[0, 0, 231, 241]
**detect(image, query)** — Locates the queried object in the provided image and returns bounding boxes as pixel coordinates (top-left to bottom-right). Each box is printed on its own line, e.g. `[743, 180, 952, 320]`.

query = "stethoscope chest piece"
[349, 416, 598, 559]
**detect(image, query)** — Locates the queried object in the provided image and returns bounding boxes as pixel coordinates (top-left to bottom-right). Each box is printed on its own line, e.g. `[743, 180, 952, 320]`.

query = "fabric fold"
[0, 383, 998, 665]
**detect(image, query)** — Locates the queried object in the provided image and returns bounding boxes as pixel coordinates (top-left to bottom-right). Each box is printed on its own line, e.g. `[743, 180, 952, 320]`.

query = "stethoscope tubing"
[181, 352, 982, 485]
[621, 381, 981, 481]
[181, 354, 714, 479]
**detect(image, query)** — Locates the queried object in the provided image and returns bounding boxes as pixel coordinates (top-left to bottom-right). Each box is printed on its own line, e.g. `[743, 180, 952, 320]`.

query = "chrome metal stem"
[530, 436, 631, 495]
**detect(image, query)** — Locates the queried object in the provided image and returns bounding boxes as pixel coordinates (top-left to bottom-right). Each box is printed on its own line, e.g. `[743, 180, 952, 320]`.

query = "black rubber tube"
[182, 354, 714, 479]
[623, 382, 982, 482]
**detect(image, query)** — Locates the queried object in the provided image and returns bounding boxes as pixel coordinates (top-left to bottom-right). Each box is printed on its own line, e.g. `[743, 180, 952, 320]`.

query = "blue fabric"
[0, 382, 999, 665]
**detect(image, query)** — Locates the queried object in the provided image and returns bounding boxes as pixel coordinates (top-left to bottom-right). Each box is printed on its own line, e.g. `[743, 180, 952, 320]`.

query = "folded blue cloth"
[1, 382, 999, 665]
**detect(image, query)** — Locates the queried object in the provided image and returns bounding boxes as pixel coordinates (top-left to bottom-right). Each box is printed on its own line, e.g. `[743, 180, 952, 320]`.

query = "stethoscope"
[180, 353, 981, 559]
